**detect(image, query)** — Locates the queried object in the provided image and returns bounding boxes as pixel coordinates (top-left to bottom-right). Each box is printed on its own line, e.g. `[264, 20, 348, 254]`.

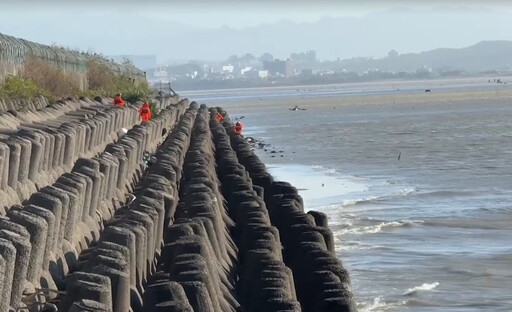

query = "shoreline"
[262, 163, 369, 210]
[179, 75, 512, 96]
[184, 79, 512, 114]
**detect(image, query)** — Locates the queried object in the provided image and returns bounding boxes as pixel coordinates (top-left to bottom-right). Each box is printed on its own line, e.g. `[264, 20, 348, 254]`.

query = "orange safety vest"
[139, 105, 151, 121]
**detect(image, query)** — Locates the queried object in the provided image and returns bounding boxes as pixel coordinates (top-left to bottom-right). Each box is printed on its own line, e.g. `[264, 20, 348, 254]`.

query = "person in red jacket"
[139, 102, 152, 122]
[234, 121, 243, 135]
[216, 112, 224, 122]
[113, 93, 126, 107]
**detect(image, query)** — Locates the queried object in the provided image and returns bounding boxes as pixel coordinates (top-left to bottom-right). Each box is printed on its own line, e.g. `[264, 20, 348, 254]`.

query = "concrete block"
[100, 226, 137, 288]
[0, 229, 30, 307]
[0, 238, 16, 312]
[179, 281, 215, 312]
[61, 273, 113, 311]
[91, 265, 130, 312]
[7, 208, 48, 285]
[68, 299, 112, 312]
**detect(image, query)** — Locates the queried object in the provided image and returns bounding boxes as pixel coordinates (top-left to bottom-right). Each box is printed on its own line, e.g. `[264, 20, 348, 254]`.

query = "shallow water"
[191, 84, 512, 311]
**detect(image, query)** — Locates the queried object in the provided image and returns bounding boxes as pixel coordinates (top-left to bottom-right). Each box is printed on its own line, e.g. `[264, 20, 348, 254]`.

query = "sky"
[2, 1, 512, 64]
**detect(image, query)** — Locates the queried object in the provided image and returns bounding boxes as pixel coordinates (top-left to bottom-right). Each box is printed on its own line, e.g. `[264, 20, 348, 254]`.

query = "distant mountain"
[3, 7, 512, 63]
[151, 8, 512, 63]
[335, 41, 512, 73]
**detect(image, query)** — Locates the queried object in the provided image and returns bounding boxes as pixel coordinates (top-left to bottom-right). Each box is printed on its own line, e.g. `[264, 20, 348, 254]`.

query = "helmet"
[117, 128, 128, 139]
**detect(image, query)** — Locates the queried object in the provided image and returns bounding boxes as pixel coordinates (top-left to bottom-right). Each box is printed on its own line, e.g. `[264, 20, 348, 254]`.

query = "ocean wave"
[403, 282, 440, 296]
[311, 165, 339, 177]
[342, 188, 417, 207]
[336, 240, 391, 251]
[415, 190, 478, 198]
[312, 164, 330, 171]
[360, 296, 387, 312]
[359, 296, 407, 312]
[383, 180, 397, 185]
[423, 217, 511, 230]
[337, 219, 424, 235]
[342, 196, 380, 206]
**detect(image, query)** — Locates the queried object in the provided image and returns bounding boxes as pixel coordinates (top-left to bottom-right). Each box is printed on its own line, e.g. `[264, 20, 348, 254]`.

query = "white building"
[258, 70, 269, 79]
[241, 66, 252, 75]
[222, 65, 234, 73]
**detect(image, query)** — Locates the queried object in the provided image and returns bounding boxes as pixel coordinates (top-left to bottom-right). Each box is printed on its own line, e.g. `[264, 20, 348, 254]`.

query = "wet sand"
[222, 85, 512, 115]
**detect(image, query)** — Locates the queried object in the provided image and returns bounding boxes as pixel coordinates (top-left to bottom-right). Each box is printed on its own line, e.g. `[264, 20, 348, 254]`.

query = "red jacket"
[216, 113, 224, 122]
[139, 103, 152, 122]
[114, 95, 126, 107]
[234, 122, 243, 135]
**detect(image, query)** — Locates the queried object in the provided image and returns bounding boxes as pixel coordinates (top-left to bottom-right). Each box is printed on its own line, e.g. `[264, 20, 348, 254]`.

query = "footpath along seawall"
[0, 98, 356, 311]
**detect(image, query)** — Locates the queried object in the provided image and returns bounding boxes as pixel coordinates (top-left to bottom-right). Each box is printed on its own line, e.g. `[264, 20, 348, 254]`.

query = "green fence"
[0, 32, 146, 89]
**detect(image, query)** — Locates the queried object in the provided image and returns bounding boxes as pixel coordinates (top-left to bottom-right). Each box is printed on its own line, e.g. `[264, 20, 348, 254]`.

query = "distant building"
[243, 69, 259, 79]
[290, 50, 317, 70]
[300, 69, 313, 77]
[264, 59, 294, 78]
[222, 65, 234, 73]
[110, 55, 157, 70]
[305, 50, 316, 67]
[240, 66, 252, 75]
[317, 70, 335, 76]
[258, 70, 269, 79]
[259, 52, 274, 63]
[388, 50, 399, 59]
[150, 66, 168, 84]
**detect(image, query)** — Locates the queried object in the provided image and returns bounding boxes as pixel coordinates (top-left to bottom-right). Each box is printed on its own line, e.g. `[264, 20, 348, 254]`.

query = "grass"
[0, 57, 153, 105]
[0, 76, 53, 101]
[21, 57, 82, 99]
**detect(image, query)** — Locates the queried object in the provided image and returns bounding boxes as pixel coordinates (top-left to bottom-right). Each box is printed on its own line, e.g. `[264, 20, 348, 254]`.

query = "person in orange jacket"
[114, 93, 126, 106]
[216, 112, 224, 122]
[234, 121, 243, 135]
[139, 102, 152, 122]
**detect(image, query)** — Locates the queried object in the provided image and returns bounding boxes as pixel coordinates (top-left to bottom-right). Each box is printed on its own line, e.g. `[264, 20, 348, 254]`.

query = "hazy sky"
[2, 1, 512, 63]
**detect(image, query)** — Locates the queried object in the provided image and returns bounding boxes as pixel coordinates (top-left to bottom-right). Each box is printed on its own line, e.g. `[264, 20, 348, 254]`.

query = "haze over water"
[189, 80, 512, 311]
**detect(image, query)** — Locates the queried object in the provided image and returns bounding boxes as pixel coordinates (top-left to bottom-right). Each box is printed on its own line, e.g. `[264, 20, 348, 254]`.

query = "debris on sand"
[290, 105, 307, 111]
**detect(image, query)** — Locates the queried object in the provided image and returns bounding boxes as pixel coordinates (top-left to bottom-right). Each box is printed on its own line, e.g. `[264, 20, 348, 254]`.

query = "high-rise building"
[305, 50, 317, 67]
[263, 59, 294, 78]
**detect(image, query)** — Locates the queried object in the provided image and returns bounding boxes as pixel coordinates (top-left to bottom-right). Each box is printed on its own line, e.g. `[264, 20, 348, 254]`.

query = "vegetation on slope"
[0, 57, 153, 105]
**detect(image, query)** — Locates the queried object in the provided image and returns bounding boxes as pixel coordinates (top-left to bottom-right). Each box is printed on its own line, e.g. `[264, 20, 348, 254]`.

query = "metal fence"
[0, 32, 146, 88]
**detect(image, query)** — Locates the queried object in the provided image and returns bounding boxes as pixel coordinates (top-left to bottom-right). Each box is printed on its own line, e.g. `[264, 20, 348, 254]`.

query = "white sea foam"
[360, 296, 387, 312]
[312, 164, 328, 171]
[403, 282, 440, 296]
[359, 296, 408, 312]
[336, 240, 387, 251]
[342, 188, 417, 207]
[311, 165, 342, 175]
[337, 219, 424, 235]
[342, 196, 380, 206]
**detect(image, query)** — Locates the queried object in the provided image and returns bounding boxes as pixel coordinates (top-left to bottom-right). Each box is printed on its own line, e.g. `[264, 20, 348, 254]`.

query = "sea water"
[192, 83, 512, 311]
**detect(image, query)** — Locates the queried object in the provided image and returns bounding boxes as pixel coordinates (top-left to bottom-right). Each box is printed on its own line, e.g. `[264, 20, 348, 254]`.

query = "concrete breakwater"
[0, 100, 355, 311]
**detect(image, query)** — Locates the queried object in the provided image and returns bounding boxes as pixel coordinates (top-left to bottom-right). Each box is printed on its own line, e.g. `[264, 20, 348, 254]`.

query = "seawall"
[0, 98, 356, 312]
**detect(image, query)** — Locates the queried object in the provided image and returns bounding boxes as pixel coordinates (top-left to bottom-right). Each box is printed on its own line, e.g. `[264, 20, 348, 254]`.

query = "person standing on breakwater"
[216, 112, 224, 122]
[234, 121, 244, 135]
[114, 93, 126, 106]
[139, 102, 152, 121]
